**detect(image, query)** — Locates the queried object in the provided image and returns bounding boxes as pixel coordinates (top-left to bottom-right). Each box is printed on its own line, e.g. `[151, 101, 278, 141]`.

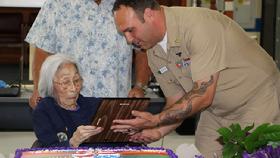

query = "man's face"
[114, 6, 158, 50]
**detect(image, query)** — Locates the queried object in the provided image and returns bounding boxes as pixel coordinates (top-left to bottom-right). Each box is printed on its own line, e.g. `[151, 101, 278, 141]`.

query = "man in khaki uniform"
[111, 0, 280, 157]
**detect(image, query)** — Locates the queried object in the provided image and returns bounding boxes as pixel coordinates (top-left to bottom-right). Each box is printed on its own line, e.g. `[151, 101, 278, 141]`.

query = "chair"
[31, 140, 42, 148]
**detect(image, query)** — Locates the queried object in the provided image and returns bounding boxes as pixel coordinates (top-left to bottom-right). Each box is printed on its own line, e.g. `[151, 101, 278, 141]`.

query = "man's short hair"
[113, 0, 160, 22]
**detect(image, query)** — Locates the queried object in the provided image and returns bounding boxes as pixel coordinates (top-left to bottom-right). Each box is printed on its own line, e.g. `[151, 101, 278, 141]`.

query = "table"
[0, 91, 33, 130]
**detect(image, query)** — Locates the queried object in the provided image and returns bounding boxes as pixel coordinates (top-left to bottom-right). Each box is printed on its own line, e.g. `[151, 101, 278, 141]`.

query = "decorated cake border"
[15, 146, 178, 158]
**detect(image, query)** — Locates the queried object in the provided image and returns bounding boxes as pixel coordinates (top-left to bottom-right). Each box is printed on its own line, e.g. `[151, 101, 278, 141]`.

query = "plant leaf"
[217, 127, 232, 143]
[223, 143, 236, 158]
[244, 123, 270, 153]
[218, 123, 280, 156]
[262, 132, 280, 142]
[243, 124, 254, 134]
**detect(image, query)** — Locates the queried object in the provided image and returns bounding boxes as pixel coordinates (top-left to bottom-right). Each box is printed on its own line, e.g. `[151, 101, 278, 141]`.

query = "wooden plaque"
[87, 98, 150, 143]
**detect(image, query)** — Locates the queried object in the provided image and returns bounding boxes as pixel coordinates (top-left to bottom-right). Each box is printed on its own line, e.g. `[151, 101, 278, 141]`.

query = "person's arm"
[129, 123, 180, 144]
[129, 92, 184, 144]
[128, 50, 152, 97]
[33, 100, 103, 147]
[69, 125, 103, 147]
[32, 103, 69, 147]
[112, 72, 219, 130]
[29, 48, 51, 108]
[156, 73, 218, 126]
[146, 91, 186, 138]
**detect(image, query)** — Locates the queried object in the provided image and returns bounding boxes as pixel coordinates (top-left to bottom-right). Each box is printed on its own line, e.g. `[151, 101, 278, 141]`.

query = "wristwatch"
[134, 82, 148, 92]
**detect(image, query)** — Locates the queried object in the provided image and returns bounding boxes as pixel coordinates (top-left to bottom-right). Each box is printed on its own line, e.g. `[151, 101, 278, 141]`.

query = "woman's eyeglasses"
[54, 77, 83, 90]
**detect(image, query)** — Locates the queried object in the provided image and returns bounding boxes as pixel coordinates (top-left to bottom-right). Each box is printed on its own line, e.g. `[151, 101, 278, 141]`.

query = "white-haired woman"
[32, 54, 103, 147]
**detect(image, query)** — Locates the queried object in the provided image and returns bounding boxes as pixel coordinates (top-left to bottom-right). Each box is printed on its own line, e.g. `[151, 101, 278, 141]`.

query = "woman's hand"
[69, 125, 103, 147]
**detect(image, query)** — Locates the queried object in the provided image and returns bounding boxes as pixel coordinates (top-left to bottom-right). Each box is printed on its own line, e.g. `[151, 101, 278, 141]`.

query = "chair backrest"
[31, 140, 42, 148]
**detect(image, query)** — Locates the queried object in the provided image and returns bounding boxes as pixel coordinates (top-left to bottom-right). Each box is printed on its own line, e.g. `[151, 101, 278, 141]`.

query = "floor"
[0, 131, 195, 158]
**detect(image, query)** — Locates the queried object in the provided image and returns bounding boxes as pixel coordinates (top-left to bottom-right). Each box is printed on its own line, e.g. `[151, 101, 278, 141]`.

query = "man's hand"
[111, 111, 160, 131]
[129, 128, 162, 144]
[70, 125, 103, 147]
[128, 87, 145, 97]
[30, 48, 51, 109]
[29, 90, 41, 109]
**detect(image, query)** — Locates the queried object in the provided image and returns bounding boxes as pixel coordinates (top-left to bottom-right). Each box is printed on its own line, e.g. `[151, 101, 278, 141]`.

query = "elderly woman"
[32, 54, 103, 147]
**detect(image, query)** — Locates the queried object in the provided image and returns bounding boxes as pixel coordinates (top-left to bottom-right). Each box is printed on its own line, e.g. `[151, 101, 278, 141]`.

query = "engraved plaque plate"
[87, 98, 150, 143]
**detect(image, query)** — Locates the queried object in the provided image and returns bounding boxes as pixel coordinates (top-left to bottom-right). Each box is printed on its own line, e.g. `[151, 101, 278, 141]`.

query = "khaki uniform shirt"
[147, 7, 280, 157]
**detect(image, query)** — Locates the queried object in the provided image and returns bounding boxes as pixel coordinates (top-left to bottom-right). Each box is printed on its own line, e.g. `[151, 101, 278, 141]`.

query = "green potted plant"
[217, 123, 280, 158]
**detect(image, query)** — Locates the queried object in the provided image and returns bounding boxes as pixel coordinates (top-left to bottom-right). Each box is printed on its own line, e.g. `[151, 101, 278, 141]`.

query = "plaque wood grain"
[87, 98, 150, 143]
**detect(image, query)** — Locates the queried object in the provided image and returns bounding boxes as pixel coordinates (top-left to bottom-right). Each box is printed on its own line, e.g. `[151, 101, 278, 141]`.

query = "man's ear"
[143, 8, 154, 21]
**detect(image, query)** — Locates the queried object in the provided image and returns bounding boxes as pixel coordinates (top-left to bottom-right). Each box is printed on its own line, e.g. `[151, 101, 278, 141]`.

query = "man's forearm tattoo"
[159, 75, 214, 126]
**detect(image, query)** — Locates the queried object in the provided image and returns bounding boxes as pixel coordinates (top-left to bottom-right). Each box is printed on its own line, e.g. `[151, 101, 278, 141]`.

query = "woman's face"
[53, 63, 82, 108]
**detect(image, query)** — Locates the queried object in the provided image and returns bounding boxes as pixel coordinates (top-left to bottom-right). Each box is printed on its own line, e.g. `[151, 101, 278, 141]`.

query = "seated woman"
[32, 54, 103, 147]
